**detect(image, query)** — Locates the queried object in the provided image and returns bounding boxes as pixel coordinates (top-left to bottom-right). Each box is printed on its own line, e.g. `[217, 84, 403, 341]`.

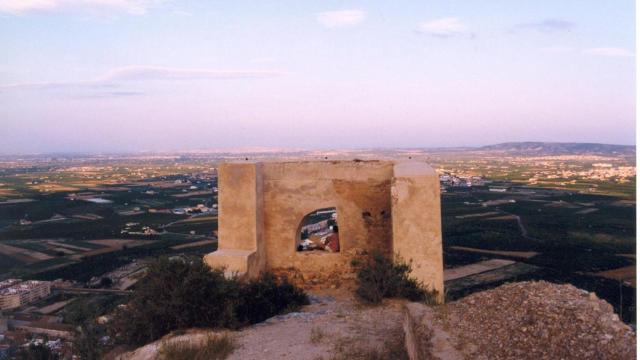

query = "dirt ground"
[116, 289, 408, 360]
[228, 291, 406, 360]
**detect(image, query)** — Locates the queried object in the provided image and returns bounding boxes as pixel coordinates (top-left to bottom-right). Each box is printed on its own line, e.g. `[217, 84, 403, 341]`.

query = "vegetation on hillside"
[109, 258, 309, 346]
[158, 334, 235, 360]
[355, 252, 438, 304]
[14, 343, 59, 360]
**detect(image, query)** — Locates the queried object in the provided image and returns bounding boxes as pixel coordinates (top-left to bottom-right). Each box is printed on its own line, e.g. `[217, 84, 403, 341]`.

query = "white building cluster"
[582, 165, 636, 182]
[439, 172, 490, 188]
[0, 279, 51, 310]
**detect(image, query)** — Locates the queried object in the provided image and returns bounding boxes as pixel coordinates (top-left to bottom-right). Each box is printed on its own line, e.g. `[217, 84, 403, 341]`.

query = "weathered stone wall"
[261, 161, 394, 282]
[403, 302, 462, 360]
[205, 159, 443, 297]
[392, 162, 444, 297]
[204, 162, 265, 278]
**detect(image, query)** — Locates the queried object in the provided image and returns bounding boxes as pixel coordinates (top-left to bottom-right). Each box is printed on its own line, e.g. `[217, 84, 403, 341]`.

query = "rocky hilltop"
[114, 281, 635, 360]
[433, 281, 636, 359]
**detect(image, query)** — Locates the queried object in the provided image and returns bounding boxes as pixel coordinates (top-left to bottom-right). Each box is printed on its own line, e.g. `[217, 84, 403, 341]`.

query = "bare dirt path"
[228, 293, 406, 360]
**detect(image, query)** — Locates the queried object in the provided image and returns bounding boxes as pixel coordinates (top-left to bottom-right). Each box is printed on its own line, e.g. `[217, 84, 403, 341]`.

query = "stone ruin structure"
[204, 160, 444, 299]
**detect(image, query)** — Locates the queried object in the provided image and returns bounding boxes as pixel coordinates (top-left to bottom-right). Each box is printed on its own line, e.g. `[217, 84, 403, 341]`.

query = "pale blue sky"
[0, 0, 635, 153]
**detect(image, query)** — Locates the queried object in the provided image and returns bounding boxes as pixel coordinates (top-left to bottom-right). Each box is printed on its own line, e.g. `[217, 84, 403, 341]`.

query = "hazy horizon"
[1, 1, 635, 153]
[0, 141, 636, 157]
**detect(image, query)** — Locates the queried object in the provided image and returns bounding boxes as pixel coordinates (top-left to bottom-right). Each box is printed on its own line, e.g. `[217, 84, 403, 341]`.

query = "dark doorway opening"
[297, 207, 339, 252]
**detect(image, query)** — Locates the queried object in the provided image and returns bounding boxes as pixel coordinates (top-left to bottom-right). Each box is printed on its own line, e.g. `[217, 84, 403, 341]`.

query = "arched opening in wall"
[297, 207, 339, 252]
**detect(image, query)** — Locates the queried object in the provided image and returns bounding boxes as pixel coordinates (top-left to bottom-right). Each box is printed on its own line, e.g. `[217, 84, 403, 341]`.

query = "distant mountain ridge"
[477, 142, 635, 155]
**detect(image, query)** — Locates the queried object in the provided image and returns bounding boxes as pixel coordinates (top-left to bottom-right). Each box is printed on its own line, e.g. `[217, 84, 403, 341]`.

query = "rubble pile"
[446, 281, 636, 360]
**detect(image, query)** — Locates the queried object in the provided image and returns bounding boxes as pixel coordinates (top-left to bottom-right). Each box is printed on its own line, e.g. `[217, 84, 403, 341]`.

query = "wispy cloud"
[583, 47, 634, 58]
[316, 9, 365, 28]
[75, 90, 145, 98]
[513, 18, 574, 33]
[0, 79, 115, 91]
[0, 0, 162, 15]
[98, 66, 284, 81]
[250, 57, 277, 64]
[171, 9, 192, 17]
[0, 65, 285, 91]
[540, 46, 634, 58]
[416, 17, 469, 37]
[540, 46, 576, 54]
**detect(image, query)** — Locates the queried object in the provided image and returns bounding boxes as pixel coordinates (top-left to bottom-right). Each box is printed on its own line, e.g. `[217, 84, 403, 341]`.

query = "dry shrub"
[310, 326, 325, 344]
[355, 252, 438, 304]
[110, 258, 309, 346]
[159, 333, 235, 360]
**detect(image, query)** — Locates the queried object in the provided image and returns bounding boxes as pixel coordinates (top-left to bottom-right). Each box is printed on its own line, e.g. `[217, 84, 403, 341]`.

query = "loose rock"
[441, 281, 636, 360]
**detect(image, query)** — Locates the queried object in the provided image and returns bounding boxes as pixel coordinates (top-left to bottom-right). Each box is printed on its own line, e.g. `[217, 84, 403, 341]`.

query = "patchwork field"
[592, 266, 636, 287]
[444, 259, 516, 281]
[85, 239, 153, 247]
[0, 242, 53, 263]
[171, 190, 212, 198]
[442, 185, 636, 322]
[0, 164, 218, 280]
[0, 238, 123, 266]
[448, 246, 539, 259]
[0, 188, 16, 196]
[171, 238, 216, 250]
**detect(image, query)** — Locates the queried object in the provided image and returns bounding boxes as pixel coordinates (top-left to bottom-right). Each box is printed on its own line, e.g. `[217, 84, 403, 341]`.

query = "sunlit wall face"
[0, 0, 635, 153]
